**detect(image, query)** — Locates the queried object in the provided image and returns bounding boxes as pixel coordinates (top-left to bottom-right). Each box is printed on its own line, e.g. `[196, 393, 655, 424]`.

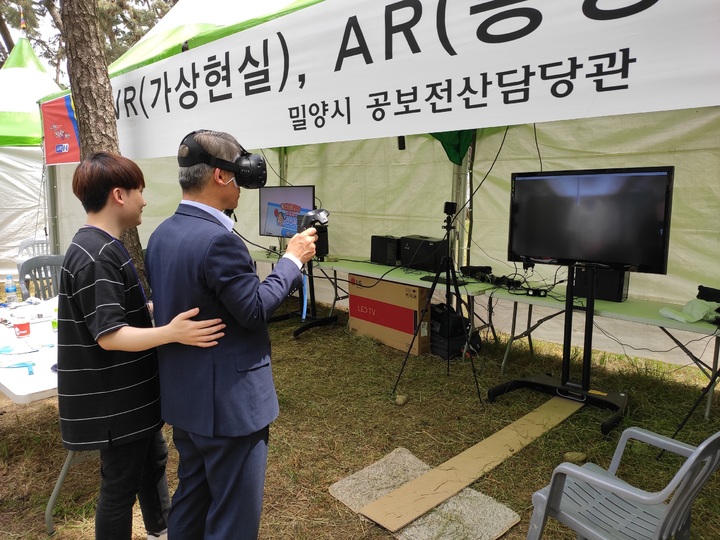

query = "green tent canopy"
[0, 37, 61, 146]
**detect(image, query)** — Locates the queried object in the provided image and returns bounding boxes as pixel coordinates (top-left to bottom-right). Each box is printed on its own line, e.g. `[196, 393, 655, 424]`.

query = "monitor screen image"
[258, 185, 315, 238]
[508, 166, 674, 274]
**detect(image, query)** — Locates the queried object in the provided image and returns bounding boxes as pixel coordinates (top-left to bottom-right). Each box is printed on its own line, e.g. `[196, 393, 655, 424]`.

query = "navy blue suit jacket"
[146, 203, 302, 437]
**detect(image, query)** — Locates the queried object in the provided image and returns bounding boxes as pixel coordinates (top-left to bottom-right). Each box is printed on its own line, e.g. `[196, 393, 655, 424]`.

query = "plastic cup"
[13, 319, 31, 338]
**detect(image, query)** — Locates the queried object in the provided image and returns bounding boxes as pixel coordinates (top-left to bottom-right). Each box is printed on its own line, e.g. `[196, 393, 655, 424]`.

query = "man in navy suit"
[146, 130, 317, 539]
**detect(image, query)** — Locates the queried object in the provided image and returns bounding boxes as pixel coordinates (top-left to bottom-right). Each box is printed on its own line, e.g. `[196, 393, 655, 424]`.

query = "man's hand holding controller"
[285, 209, 330, 266]
[286, 227, 317, 265]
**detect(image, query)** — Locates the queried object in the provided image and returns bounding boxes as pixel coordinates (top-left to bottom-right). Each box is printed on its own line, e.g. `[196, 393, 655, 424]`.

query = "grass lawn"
[1, 303, 719, 539]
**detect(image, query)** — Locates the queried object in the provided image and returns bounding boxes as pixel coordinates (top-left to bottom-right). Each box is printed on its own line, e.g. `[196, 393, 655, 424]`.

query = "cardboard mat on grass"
[329, 447, 520, 540]
[332, 397, 583, 535]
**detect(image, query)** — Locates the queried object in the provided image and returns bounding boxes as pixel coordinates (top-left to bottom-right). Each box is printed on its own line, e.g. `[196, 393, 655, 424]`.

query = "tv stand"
[487, 265, 629, 435]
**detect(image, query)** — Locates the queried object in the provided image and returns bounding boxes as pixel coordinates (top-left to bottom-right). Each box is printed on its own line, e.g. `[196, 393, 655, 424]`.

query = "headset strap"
[177, 134, 243, 172]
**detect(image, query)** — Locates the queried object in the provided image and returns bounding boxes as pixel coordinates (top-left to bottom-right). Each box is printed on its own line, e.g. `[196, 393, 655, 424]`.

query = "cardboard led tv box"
[347, 273, 430, 355]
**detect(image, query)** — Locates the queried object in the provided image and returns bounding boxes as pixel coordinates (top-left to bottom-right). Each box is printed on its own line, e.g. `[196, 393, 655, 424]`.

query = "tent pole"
[450, 132, 476, 318]
[279, 146, 288, 184]
[451, 132, 476, 271]
[278, 146, 288, 252]
[46, 165, 61, 255]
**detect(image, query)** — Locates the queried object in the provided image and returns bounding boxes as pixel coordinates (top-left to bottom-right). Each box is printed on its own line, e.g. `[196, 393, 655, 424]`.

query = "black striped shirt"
[57, 227, 162, 450]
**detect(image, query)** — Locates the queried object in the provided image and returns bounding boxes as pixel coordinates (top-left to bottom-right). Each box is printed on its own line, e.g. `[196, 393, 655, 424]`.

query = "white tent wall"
[286, 135, 456, 248]
[51, 161, 172, 250]
[51, 135, 455, 258]
[278, 107, 720, 366]
[471, 107, 720, 305]
[0, 146, 49, 277]
[49, 105, 719, 366]
[466, 106, 720, 365]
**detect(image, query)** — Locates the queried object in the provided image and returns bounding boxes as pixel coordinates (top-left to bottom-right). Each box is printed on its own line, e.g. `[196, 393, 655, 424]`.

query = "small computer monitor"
[258, 185, 315, 238]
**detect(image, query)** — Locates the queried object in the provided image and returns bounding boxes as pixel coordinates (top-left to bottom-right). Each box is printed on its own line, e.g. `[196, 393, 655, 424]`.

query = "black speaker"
[371, 235, 401, 266]
[316, 225, 329, 258]
[400, 235, 447, 273]
[574, 267, 629, 302]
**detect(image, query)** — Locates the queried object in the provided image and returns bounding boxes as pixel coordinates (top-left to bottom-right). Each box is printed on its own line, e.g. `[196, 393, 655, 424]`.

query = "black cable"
[258, 149, 323, 208]
[314, 265, 349, 299]
[232, 228, 281, 255]
[331, 261, 432, 291]
[593, 319, 719, 356]
[259, 149, 288, 185]
[532, 123, 543, 171]
[450, 126, 510, 227]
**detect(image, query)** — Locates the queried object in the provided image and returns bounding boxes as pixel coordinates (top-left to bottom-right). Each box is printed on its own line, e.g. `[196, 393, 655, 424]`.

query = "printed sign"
[53, 1, 720, 160]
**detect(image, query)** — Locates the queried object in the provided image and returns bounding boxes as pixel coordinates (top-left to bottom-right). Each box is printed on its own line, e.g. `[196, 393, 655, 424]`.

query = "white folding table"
[0, 300, 97, 536]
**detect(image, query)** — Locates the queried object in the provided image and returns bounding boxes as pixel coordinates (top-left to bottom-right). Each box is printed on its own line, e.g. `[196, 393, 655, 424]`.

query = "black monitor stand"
[487, 265, 628, 435]
[268, 258, 338, 336]
[293, 258, 338, 337]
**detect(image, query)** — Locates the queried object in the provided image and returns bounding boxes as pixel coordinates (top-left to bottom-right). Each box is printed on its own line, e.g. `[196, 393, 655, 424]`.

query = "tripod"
[391, 207, 483, 403]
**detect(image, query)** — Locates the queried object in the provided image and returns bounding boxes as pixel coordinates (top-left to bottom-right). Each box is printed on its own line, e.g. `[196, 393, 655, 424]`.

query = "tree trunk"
[0, 15, 15, 59]
[60, 0, 150, 295]
[44, 0, 64, 35]
[61, 0, 118, 155]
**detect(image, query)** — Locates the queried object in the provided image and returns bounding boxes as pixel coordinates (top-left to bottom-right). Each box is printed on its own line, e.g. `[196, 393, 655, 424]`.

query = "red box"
[348, 274, 430, 355]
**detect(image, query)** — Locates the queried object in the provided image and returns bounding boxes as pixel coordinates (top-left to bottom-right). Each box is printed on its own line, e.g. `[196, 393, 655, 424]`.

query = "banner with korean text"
[110, 0, 719, 160]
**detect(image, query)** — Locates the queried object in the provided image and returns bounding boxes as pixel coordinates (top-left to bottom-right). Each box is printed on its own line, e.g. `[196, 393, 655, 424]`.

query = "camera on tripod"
[393, 200, 484, 402]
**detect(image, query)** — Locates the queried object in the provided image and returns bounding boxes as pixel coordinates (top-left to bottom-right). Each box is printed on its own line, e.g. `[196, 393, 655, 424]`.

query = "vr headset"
[177, 130, 267, 189]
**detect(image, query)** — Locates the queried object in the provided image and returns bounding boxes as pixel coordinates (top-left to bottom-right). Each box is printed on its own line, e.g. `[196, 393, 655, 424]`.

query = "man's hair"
[178, 130, 243, 193]
[72, 152, 145, 213]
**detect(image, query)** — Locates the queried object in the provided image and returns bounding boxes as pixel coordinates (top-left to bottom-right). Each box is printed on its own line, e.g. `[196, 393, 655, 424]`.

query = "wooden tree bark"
[0, 16, 15, 61]
[60, 0, 149, 295]
[44, 0, 64, 36]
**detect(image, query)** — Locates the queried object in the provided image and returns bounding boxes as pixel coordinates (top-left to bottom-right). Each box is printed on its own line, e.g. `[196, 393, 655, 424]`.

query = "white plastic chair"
[17, 237, 49, 266]
[18, 254, 63, 300]
[17, 238, 50, 285]
[527, 427, 720, 540]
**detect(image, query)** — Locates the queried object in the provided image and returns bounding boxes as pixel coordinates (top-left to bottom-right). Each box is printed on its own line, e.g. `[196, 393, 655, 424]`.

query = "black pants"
[96, 429, 170, 539]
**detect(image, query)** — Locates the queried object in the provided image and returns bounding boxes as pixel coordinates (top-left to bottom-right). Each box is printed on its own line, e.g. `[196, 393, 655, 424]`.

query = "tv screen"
[508, 166, 674, 274]
[258, 185, 315, 238]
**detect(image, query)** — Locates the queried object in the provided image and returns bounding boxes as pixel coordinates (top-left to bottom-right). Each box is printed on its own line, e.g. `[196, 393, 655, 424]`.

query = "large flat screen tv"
[258, 185, 315, 238]
[508, 166, 674, 274]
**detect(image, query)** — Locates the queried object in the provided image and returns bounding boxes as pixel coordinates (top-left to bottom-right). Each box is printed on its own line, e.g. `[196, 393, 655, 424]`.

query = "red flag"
[41, 96, 81, 165]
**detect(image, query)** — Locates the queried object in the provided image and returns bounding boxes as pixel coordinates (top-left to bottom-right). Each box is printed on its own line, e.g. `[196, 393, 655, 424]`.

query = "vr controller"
[297, 209, 330, 233]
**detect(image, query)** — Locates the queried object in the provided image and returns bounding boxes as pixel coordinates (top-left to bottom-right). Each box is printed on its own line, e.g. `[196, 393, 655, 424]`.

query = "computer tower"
[574, 267, 629, 302]
[370, 235, 401, 266]
[400, 235, 447, 273]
